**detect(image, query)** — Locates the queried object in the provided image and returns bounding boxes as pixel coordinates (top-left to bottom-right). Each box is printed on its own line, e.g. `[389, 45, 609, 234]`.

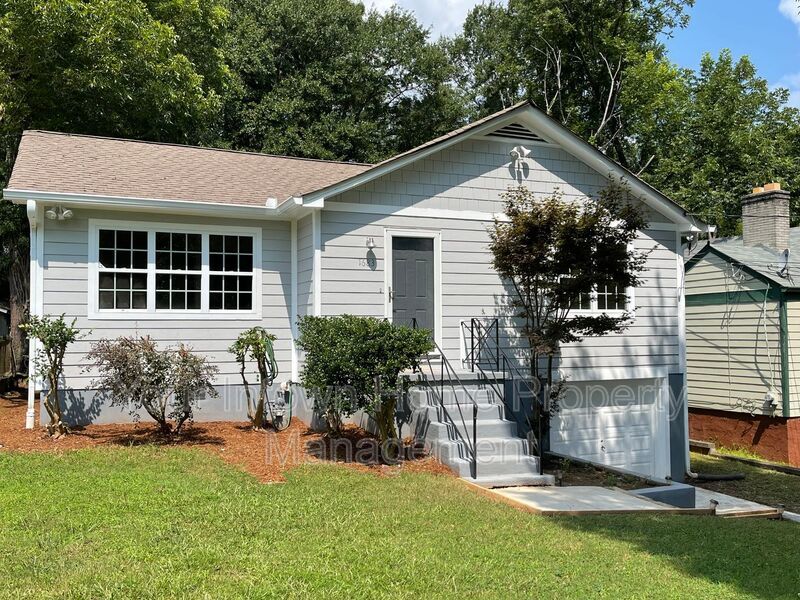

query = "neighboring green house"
[685, 183, 800, 465]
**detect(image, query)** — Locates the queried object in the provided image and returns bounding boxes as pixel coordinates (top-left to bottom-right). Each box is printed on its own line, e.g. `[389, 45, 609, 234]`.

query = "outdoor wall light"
[45, 205, 73, 221]
[366, 237, 376, 250]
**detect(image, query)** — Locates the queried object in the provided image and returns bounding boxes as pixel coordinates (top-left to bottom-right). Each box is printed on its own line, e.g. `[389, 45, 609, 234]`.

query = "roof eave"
[3, 188, 287, 220]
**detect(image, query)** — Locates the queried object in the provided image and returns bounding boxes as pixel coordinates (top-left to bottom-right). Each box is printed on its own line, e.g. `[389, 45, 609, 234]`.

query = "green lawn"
[1, 448, 798, 599]
[691, 452, 800, 513]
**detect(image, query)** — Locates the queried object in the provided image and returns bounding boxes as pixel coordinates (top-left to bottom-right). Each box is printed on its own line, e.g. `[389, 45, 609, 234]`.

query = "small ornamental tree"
[86, 336, 218, 435]
[19, 314, 82, 436]
[229, 327, 279, 430]
[489, 185, 648, 444]
[297, 315, 433, 451]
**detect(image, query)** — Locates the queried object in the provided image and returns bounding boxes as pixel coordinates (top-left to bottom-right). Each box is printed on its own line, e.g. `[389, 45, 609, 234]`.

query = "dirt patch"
[543, 456, 649, 490]
[0, 392, 453, 482]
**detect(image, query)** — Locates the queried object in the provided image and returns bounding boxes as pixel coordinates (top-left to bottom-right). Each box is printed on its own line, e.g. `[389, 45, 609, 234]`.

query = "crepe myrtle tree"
[19, 314, 83, 436]
[229, 327, 280, 430]
[86, 336, 218, 435]
[489, 184, 648, 440]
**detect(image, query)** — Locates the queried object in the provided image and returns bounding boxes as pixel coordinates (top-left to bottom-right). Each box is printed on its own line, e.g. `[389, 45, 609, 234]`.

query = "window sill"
[86, 310, 263, 321]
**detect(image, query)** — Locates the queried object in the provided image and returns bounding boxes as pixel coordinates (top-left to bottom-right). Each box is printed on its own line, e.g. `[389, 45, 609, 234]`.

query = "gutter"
[3, 188, 314, 220]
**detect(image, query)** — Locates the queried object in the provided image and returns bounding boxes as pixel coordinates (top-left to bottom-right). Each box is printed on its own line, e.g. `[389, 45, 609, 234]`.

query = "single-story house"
[685, 183, 800, 465]
[5, 101, 701, 483]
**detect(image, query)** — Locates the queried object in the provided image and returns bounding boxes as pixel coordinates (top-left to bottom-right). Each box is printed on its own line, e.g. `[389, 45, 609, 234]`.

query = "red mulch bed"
[0, 390, 453, 482]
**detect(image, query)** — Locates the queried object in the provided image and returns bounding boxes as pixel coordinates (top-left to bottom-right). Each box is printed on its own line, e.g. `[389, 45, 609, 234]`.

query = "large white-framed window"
[88, 219, 262, 320]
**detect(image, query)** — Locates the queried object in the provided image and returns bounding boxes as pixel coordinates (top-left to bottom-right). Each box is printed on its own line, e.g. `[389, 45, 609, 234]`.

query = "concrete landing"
[485, 485, 713, 516]
[693, 488, 782, 518]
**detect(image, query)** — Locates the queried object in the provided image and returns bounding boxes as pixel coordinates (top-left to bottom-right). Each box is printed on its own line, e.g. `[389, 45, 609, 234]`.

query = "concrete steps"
[409, 380, 554, 488]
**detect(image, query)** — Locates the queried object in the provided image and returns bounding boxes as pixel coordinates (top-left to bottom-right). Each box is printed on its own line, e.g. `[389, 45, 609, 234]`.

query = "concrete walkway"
[693, 488, 783, 518]
[480, 484, 786, 518]
[487, 485, 712, 516]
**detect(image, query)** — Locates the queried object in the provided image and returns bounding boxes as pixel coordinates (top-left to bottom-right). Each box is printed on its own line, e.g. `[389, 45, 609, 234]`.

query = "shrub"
[229, 327, 279, 429]
[19, 314, 82, 436]
[297, 315, 433, 449]
[86, 336, 218, 434]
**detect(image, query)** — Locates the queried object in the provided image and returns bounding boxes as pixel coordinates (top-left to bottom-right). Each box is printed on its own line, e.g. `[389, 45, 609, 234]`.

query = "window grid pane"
[597, 283, 626, 311]
[98, 229, 149, 309]
[154, 232, 203, 312]
[209, 234, 255, 311]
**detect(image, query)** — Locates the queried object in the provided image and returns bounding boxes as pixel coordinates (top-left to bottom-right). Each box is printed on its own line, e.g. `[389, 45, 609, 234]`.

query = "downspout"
[290, 220, 299, 381]
[779, 291, 791, 417]
[25, 200, 38, 429]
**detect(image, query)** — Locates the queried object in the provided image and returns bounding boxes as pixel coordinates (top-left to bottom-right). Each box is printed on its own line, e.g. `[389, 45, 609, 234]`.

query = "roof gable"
[299, 101, 699, 229]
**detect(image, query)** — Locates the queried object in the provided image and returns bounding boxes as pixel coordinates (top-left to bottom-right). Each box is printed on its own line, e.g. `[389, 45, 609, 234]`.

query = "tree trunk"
[8, 253, 28, 375]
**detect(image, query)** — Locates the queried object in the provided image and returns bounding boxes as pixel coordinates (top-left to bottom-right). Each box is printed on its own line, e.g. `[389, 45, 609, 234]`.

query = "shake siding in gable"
[334, 137, 671, 225]
[322, 137, 680, 377]
[40, 209, 293, 389]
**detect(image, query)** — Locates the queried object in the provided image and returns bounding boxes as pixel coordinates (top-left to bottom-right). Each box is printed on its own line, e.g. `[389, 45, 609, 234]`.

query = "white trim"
[87, 219, 262, 321]
[25, 201, 38, 428]
[383, 228, 443, 346]
[558, 365, 670, 382]
[4, 188, 282, 220]
[324, 200, 682, 232]
[326, 201, 505, 223]
[676, 229, 690, 472]
[657, 376, 672, 480]
[312, 210, 322, 316]
[290, 220, 299, 381]
[300, 104, 698, 230]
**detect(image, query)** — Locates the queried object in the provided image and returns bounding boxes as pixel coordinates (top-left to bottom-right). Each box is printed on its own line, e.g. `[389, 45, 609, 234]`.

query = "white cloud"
[775, 72, 800, 107]
[779, 0, 800, 33]
[367, 0, 499, 38]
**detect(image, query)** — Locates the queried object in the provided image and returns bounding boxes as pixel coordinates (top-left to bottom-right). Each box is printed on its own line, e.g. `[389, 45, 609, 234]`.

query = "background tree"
[489, 185, 648, 446]
[643, 51, 800, 234]
[0, 0, 230, 370]
[222, 0, 466, 163]
[452, 0, 694, 169]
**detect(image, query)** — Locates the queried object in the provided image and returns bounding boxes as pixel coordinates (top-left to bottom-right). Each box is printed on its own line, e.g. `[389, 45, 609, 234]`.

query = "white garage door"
[549, 378, 668, 480]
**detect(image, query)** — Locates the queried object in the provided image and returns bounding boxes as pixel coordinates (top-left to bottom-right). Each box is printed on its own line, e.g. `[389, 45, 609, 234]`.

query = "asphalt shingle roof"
[704, 229, 800, 288]
[7, 131, 373, 207]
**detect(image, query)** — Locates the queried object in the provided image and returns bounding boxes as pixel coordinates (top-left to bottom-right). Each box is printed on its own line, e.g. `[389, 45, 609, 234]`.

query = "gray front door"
[392, 236, 435, 332]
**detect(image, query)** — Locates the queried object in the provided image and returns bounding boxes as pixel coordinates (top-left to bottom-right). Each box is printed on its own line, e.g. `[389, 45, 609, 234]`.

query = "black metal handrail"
[420, 337, 479, 479]
[462, 318, 545, 474]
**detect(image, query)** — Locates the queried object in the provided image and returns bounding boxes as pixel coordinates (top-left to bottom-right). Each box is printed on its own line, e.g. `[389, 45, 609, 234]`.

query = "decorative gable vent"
[487, 122, 546, 143]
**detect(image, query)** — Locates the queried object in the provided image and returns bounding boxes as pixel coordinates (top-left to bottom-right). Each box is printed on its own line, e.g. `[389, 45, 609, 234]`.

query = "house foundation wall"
[689, 407, 800, 466]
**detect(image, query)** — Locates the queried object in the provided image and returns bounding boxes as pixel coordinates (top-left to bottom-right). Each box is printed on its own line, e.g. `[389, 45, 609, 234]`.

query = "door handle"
[388, 287, 395, 301]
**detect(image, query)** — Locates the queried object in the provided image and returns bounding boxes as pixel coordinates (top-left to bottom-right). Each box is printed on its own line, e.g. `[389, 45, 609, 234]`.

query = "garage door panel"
[550, 378, 663, 479]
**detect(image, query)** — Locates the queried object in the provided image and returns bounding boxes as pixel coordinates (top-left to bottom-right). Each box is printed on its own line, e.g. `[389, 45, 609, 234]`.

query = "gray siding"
[297, 214, 314, 318]
[322, 136, 681, 378]
[685, 252, 784, 416]
[40, 210, 293, 392]
[333, 138, 671, 224]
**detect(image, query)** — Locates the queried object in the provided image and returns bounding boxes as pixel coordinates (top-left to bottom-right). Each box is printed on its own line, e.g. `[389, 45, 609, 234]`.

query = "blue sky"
[369, 0, 800, 105]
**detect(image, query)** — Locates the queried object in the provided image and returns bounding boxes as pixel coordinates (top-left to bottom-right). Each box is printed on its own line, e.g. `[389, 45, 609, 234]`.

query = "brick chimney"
[741, 183, 790, 249]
